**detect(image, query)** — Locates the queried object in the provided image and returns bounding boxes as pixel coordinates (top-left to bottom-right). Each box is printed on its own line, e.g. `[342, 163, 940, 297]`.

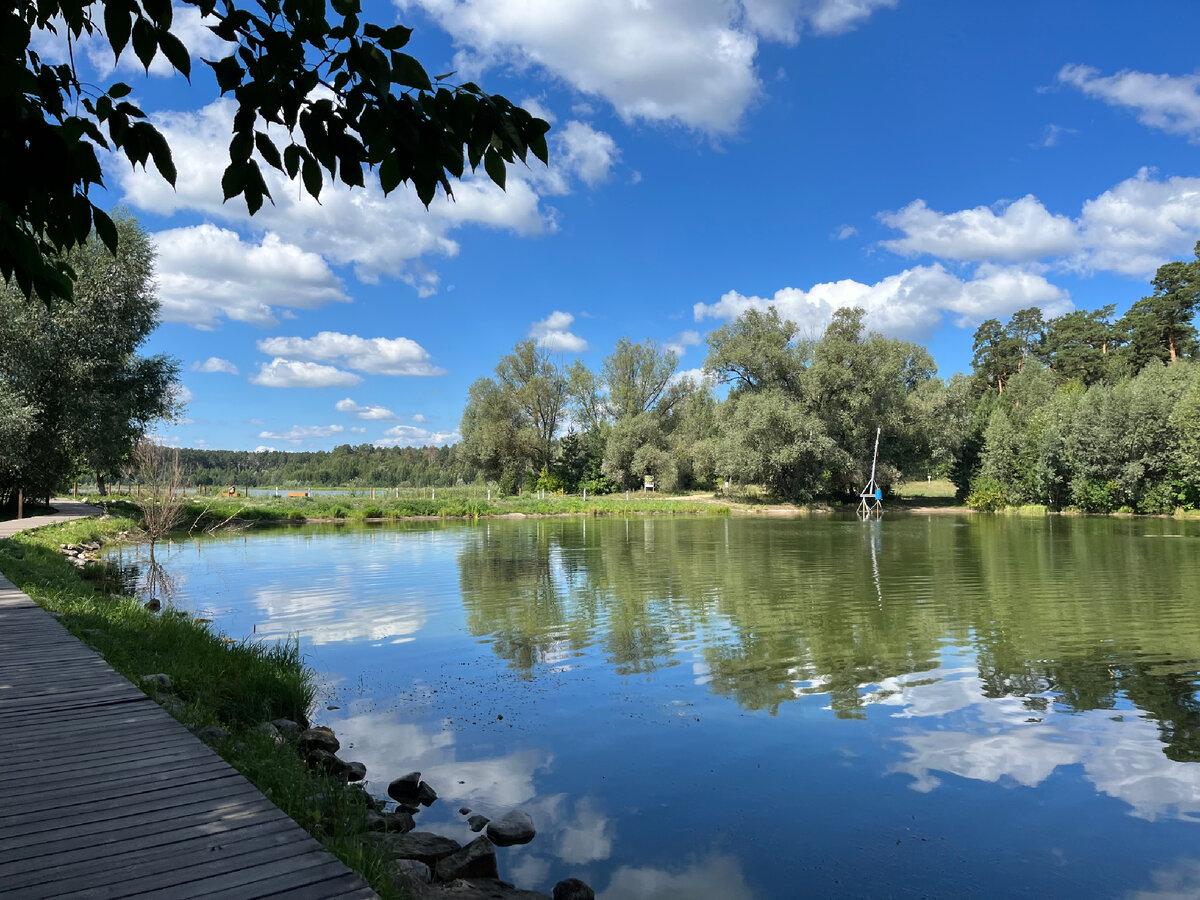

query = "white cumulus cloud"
[529, 311, 588, 353]
[191, 357, 240, 375]
[335, 398, 401, 421]
[375, 425, 462, 447]
[153, 225, 349, 328]
[695, 264, 1071, 342]
[258, 425, 346, 444]
[879, 169, 1200, 280]
[879, 196, 1080, 262]
[1059, 65, 1200, 141]
[665, 330, 703, 357]
[257, 332, 445, 376]
[399, 0, 891, 135]
[250, 359, 363, 389]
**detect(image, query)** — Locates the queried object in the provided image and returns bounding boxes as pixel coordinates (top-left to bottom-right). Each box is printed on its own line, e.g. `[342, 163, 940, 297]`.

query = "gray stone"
[159, 695, 189, 720]
[467, 815, 489, 833]
[144, 597, 161, 612]
[364, 831, 461, 866]
[486, 810, 535, 847]
[459, 807, 472, 815]
[435, 836, 499, 882]
[344, 760, 367, 782]
[195, 725, 230, 745]
[390, 857, 433, 885]
[139, 673, 172, 693]
[553, 879, 595, 900]
[388, 771, 423, 804]
[417, 780, 438, 807]
[421, 880, 551, 899]
[271, 717, 302, 737]
[298, 725, 340, 754]
[364, 793, 388, 811]
[366, 810, 416, 833]
[253, 721, 282, 742]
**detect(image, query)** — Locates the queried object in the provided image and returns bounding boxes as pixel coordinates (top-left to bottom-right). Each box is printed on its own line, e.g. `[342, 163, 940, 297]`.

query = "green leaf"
[255, 132, 283, 170]
[205, 56, 243, 92]
[380, 25, 413, 50]
[157, 29, 190, 79]
[107, 82, 132, 99]
[230, 129, 253, 163]
[142, 0, 173, 29]
[330, 0, 360, 15]
[378, 153, 401, 194]
[148, 129, 177, 184]
[283, 143, 302, 178]
[433, 70, 455, 81]
[483, 147, 505, 191]
[103, 2, 133, 58]
[301, 156, 322, 200]
[131, 17, 157, 71]
[221, 162, 246, 201]
[528, 128, 548, 166]
[390, 52, 431, 91]
[93, 207, 118, 254]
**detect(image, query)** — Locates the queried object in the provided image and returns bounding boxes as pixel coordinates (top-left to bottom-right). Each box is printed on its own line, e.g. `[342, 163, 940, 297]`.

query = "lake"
[111, 513, 1200, 898]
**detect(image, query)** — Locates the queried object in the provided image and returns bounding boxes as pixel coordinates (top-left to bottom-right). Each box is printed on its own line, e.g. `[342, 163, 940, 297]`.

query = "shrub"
[1070, 478, 1119, 513]
[966, 475, 1007, 512]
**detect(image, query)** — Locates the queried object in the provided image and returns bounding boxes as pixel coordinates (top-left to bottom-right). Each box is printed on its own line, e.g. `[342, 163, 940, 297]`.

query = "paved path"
[0, 502, 377, 899]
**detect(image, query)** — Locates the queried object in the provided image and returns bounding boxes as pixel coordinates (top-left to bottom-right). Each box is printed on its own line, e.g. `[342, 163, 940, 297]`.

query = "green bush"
[1070, 478, 1119, 513]
[966, 475, 1007, 512]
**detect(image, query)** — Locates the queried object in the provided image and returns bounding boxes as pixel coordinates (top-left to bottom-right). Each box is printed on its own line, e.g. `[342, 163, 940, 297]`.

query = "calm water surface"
[114, 514, 1200, 898]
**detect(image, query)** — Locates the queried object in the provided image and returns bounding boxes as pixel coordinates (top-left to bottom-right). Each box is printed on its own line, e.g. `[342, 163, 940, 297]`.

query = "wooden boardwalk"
[0, 503, 377, 899]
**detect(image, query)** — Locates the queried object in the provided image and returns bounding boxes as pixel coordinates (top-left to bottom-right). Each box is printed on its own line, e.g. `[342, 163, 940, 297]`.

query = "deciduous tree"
[4, 0, 550, 301]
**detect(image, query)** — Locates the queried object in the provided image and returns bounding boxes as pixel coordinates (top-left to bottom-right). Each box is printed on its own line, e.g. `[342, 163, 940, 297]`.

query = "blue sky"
[38, 0, 1200, 450]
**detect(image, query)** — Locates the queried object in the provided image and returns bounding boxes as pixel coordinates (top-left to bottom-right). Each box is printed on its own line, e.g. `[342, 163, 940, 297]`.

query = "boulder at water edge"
[420, 880, 551, 899]
[298, 726, 339, 754]
[553, 878, 595, 900]
[366, 831, 462, 866]
[435, 836, 499, 882]
[389, 771, 423, 804]
[486, 810, 536, 847]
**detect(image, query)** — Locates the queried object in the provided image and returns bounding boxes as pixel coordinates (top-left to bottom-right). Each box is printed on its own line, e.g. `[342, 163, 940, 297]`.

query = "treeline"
[460, 307, 943, 500]
[172, 444, 476, 488]
[459, 241, 1200, 512]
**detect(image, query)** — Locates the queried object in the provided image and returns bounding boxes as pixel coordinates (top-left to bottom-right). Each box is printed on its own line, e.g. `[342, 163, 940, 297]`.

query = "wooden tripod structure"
[858, 427, 883, 519]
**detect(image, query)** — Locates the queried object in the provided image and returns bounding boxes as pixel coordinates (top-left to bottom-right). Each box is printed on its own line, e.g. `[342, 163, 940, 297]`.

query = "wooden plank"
[0, 795, 285, 866]
[0, 815, 300, 886]
[2, 797, 294, 867]
[1, 755, 232, 812]
[142, 851, 349, 900]
[257, 874, 384, 900]
[0, 506, 376, 899]
[3, 712, 182, 751]
[12, 820, 320, 898]
[0, 773, 249, 837]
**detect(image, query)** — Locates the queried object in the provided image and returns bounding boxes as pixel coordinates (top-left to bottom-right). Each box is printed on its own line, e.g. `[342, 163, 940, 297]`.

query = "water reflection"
[112, 515, 1200, 896]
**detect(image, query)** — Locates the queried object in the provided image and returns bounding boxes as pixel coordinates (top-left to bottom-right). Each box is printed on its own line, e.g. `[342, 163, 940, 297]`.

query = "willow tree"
[0, 211, 178, 508]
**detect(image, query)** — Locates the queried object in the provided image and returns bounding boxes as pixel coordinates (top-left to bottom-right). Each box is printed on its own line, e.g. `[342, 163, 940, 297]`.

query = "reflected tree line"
[457, 517, 1200, 761]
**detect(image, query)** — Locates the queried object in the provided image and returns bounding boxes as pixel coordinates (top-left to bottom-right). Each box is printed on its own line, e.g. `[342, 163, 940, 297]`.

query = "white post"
[487, 489, 491, 501]
[583, 488, 587, 500]
[432, 489, 436, 500]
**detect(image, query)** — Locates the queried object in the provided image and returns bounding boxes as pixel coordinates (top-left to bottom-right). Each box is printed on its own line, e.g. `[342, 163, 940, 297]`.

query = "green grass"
[894, 478, 958, 500]
[163, 491, 730, 524]
[0, 517, 404, 899]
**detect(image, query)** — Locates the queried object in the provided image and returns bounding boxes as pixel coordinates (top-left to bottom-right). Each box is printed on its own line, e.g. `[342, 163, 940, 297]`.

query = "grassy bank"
[0, 517, 402, 899]
[93, 491, 735, 525]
